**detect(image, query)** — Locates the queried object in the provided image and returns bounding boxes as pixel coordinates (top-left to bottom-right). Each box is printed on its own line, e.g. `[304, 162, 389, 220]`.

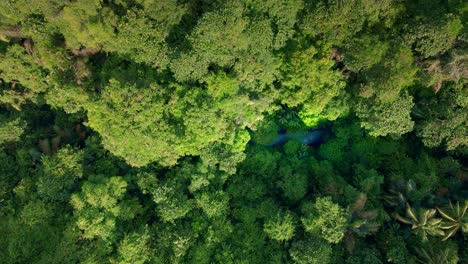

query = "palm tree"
[436, 200, 468, 241]
[345, 193, 380, 253]
[383, 179, 417, 209]
[394, 204, 444, 241]
[347, 193, 380, 236]
[414, 247, 450, 264]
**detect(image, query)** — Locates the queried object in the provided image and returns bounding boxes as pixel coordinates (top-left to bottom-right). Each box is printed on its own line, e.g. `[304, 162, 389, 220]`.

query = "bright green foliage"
[198, 142, 247, 175]
[301, 0, 366, 46]
[280, 45, 347, 126]
[86, 75, 267, 169]
[0, 45, 48, 108]
[151, 177, 193, 223]
[37, 147, 83, 202]
[136, 0, 187, 26]
[171, 2, 249, 82]
[301, 196, 347, 244]
[263, 212, 296, 241]
[0, 115, 25, 144]
[344, 34, 390, 71]
[114, 231, 151, 264]
[233, 18, 280, 89]
[85, 79, 178, 167]
[0, 0, 70, 24]
[416, 83, 467, 152]
[404, 14, 462, 58]
[171, 1, 285, 87]
[109, 11, 169, 69]
[289, 237, 332, 264]
[242, 0, 304, 49]
[358, 45, 418, 103]
[45, 83, 90, 114]
[301, 0, 403, 46]
[171, 85, 237, 151]
[280, 45, 344, 107]
[0, 45, 47, 92]
[53, 0, 116, 49]
[70, 175, 138, 241]
[251, 119, 280, 145]
[196, 191, 229, 218]
[0, 0, 466, 262]
[299, 92, 349, 127]
[356, 93, 415, 137]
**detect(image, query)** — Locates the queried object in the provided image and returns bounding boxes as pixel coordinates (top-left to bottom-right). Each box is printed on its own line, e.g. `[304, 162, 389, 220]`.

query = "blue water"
[262, 128, 329, 147]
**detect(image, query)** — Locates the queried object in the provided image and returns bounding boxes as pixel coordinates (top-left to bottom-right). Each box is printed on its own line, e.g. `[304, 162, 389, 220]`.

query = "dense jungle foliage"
[0, 0, 467, 263]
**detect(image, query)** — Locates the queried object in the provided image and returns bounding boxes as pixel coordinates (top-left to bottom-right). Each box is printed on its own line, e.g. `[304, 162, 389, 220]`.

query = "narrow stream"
[257, 128, 331, 147]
